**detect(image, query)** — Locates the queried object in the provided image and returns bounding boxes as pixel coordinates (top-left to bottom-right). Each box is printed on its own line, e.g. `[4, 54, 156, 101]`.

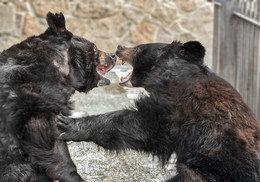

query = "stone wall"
[0, 0, 214, 66]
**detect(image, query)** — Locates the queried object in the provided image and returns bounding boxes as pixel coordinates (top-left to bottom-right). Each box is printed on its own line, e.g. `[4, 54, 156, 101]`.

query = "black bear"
[58, 41, 260, 182]
[0, 12, 116, 182]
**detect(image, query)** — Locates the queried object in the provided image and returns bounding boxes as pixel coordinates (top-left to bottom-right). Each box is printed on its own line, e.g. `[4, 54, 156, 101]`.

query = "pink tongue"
[120, 71, 133, 83]
[97, 63, 113, 73]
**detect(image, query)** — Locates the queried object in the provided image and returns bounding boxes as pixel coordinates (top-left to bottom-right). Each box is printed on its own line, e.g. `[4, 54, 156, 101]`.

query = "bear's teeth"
[105, 73, 107, 77]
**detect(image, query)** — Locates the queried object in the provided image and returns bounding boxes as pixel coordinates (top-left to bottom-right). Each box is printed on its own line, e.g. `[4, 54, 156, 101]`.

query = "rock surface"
[0, 0, 214, 66]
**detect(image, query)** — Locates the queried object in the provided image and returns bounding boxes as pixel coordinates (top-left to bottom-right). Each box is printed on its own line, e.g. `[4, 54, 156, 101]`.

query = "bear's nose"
[109, 53, 116, 61]
[117, 45, 125, 51]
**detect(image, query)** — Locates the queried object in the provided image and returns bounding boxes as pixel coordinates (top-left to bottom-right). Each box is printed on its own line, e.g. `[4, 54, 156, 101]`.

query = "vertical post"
[212, 2, 221, 73]
[220, 1, 236, 86]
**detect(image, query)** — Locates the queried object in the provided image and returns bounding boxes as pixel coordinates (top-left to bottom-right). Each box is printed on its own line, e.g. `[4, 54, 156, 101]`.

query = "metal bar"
[225, 2, 236, 85]
[246, 22, 254, 110]
[235, 16, 243, 93]
[253, 26, 259, 118]
[256, 29, 260, 119]
[214, 2, 222, 7]
[213, 4, 220, 72]
[233, 11, 260, 27]
[240, 19, 247, 100]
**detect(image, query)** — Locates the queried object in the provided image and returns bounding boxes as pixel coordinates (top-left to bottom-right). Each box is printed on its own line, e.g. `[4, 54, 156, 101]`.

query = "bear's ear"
[178, 41, 205, 65]
[46, 12, 66, 35]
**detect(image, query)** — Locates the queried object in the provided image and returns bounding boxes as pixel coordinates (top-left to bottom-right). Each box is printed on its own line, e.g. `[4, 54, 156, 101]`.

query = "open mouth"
[96, 62, 115, 86]
[118, 57, 133, 85]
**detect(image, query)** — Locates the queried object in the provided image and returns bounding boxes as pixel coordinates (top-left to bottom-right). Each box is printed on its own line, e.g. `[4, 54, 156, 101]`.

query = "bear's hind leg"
[22, 114, 84, 182]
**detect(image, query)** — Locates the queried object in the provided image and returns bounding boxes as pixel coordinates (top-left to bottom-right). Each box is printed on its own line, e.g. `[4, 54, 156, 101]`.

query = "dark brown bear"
[59, 41, 260, 182]
[0, 12, 116, 182]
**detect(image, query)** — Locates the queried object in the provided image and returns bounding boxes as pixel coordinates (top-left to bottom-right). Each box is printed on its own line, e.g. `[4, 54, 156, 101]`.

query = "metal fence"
[213, 0, 260, 119]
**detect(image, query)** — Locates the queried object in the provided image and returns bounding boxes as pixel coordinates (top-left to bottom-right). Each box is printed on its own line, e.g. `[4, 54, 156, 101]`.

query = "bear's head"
[45, 12, 116, 93]
[116, 43, 167, 87]
[116, 41, 205, 88]
[0, 12, 117, 115]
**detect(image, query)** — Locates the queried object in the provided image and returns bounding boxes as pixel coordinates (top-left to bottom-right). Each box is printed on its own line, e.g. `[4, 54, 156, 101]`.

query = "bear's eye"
[93, 46, 98, 53]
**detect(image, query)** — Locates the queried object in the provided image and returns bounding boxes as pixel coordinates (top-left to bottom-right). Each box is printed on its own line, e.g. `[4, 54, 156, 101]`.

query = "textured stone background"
[0, 0, 214, 66]
[0, 0, 214, 181]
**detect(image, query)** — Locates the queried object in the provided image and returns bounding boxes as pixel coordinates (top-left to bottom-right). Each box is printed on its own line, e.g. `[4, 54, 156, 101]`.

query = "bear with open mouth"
[0, 12, 115, 182]
[59, 40, 260, 182]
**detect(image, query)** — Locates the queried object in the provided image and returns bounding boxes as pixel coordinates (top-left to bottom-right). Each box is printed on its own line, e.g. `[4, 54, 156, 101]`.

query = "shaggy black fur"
[0, 12, 115, 182]
[59, 41, 260, 182]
